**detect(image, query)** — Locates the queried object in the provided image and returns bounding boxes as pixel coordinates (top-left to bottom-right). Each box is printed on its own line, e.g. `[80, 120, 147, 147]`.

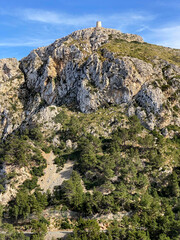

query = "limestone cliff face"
[0, 58, 25, 138]
[20, 28, 144, 108]
[0, 27, 180, 138]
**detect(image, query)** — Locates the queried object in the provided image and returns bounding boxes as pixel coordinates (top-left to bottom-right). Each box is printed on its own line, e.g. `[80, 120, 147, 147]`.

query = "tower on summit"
[96, 21, 102, 28]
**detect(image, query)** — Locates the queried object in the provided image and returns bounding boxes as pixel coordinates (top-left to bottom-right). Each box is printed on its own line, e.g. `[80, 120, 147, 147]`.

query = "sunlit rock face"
[0, 58, 25, 139]
[0, 27, 180, 138]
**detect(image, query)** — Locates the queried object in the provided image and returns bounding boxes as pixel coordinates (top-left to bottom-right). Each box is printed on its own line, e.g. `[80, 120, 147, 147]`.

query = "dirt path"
[23, 231, 73, 240]
[45, 230, 73, 240]
[44, 229, 108, 240]
[38, 152, 74, 193]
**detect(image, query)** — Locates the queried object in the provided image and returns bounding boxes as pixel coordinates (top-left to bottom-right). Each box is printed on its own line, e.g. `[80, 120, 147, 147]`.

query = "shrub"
[20, 177, 38, 191]
[54, 157, 66, 167]
[54, 110, 68, 124]
[60, 219, 72, 229]
[31, 166, 45, 177]
[41, 145, 51, 153]
[28, 127, 43, 141]
[161, 84, 169, 92]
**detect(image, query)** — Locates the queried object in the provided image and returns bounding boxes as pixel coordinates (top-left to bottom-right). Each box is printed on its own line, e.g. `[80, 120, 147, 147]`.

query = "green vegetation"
[20, 177, 38, 191]
[101, 39, 180, 66]
[9, 189, 48, 219]
[0, 106, 179, 240]
[0, 126, 45, 166]
[0, 134, 31, 166]
[0, 224, 29, 240]
[60, 218, 73, 229]
[53, 109, 69, 124]
[30, 217, 49, 240]
[67, 218, 104, 240]
[0, 204, 29, 239]
[50, 114, 180, 240]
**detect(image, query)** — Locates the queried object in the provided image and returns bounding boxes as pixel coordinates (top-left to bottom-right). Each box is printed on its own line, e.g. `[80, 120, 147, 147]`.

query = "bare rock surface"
[0, 58, 25, 138]
[38, 151, 74, 193]
[0, 165, 31, 205]
[0, 27, 180, 139]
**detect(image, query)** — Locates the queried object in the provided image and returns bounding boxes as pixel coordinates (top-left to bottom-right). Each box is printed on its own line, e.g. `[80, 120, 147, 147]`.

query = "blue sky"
[0, 0, 180, 59]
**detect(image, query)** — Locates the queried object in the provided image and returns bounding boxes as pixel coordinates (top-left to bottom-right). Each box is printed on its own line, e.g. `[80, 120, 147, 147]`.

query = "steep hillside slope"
[0, 58, 25, 139]
[0, 26, 180, 240]
[0, 27, 180, 140]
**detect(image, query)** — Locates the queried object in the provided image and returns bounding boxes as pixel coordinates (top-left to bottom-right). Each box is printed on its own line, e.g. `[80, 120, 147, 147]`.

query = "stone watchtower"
[96, 21, 102, 28]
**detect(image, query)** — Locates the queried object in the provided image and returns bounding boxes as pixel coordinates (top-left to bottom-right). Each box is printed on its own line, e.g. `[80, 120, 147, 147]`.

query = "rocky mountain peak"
[0, 27, 180, 139]
[19, 27, 144, 109]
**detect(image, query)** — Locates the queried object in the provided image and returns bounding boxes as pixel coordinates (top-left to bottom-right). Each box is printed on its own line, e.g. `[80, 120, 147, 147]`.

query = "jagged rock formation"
[19, 27, 144, 109]
[0, 27, 180, 139]
[0, 58, 25, 138]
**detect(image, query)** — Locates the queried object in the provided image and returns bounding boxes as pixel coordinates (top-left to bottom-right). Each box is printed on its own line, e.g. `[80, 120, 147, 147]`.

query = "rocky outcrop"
[0, 58, 25, 139]
[136, 85, 164, 114]
[0, 58, 19, 81]
[0, 27, 180, 139]
[0, 165, 31, 205]
[20, 27, 145, 110]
